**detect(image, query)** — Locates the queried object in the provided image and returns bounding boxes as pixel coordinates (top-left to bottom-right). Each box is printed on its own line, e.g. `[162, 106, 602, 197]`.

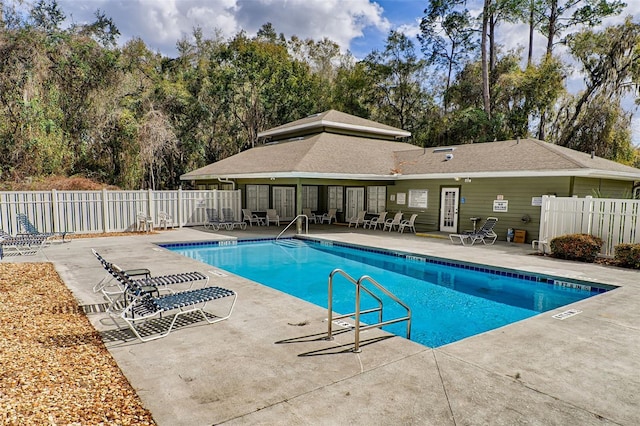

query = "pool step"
[274, 239, 307, 248]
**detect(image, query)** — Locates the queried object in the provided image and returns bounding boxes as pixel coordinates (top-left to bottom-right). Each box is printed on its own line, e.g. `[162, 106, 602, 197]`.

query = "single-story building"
[181, 110, 640, 242]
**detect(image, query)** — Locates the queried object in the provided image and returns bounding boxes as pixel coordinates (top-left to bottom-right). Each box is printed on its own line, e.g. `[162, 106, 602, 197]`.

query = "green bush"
[549, 234, 603, 262]
[614, 243, 640, 269]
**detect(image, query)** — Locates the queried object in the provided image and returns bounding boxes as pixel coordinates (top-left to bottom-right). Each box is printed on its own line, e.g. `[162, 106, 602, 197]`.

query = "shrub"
[549, 234, 603, 262]
[614, 243, 640, 269]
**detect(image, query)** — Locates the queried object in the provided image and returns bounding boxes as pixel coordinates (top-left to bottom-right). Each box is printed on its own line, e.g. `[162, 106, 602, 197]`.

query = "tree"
[552, 18, 640, 155]
[419, 1, 475, 112]
[364, 31, 433, 143]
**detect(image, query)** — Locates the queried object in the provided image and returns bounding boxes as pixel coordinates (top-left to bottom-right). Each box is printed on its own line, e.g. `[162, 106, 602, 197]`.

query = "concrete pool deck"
[11, 225, 640, 425]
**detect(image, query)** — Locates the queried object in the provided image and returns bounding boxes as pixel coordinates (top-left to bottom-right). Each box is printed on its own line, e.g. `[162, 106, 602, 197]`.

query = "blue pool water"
[166, 238, 612, 347]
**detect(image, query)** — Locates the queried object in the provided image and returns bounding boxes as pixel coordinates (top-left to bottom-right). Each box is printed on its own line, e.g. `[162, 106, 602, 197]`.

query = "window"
[246, 185, 269, 211]
[367, 186, 386, 213]
[301, 186, 318, 210]
[328, 186, 343, 212]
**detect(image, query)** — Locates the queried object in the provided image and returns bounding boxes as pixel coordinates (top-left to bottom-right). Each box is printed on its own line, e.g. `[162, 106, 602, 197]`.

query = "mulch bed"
[0, 262, 155, 425]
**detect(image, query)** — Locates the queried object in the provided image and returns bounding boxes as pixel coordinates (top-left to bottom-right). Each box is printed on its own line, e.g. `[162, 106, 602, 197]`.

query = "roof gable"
[257, 110, 411, 142]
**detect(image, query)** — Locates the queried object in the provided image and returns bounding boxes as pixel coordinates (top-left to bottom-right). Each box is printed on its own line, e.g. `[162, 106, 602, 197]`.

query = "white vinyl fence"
[538, 195, 640, 257]
[0, 189, 241, 235]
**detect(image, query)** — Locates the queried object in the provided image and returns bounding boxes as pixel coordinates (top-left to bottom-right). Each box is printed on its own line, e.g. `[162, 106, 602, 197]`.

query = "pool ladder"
[327, 269, 412, 353]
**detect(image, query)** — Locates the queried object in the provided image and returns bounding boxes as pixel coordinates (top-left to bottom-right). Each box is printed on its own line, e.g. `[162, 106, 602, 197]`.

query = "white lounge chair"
[158, 211, 174, 229]
[364, 212, 387, 229]
[398, 213, 418, 234]
[449, 217, 499, 245]
[242, 209, 263, 226]
[302, 208, 317, 223]
[320, 208, 337, 224]
[266, 209, 280, 226]
[383, 212, 403, 232]
[348, 210, 366, 228]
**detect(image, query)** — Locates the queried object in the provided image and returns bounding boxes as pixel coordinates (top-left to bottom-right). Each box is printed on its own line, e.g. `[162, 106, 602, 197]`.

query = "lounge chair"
[242, 209, 264, 226]
[92, 249, 209, 310]
[398, 213, 418, 234]
[302, 208, 317, 224]
[0, 230, 49, 258]
[320, 208, 337, 224]
[348, 210, 366, 228]
[204, 208, 226, 231]
[222, 208, 247, 230]
[266, 209, 280, 226]
[383, 212, 403, 232]
[113, 268, 237, 342]
[16, 213, 72, 242]
[449, 217, 499, 245]
[364, 212, 387, 229]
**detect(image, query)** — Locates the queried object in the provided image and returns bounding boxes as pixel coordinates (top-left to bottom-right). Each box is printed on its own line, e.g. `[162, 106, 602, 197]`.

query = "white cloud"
[58, 0, 390, 55]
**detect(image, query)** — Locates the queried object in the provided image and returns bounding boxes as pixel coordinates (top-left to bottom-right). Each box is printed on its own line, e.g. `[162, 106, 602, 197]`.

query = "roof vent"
[433, 147, 455, 153]
[444, 153, 454, 161]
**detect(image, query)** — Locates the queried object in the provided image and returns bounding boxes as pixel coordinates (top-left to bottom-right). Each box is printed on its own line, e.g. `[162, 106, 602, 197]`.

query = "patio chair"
[266, 209, 280, 226]
[398, 213, 418, 234]
[242, 209, 264, 226]
[157, 211, 174, 229]
[348, 210, 366, 228]
[0, 230, 49, 258]
[222, 208, 247, 230]
[302, 208, 317, 224]
[449, 217, 499, 246]
[92, 249, 210, 310]
[16, 212, 72, 242]
[383, 212, 403, 232]
[320, 208, 337, 224]
[364, 212, 387, 230]
[136, 212, 154, 232]
[113, 268, 237, 342]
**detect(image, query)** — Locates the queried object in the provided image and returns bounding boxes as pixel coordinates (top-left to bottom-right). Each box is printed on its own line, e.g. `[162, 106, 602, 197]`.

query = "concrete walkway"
[10, 225, 640, 425]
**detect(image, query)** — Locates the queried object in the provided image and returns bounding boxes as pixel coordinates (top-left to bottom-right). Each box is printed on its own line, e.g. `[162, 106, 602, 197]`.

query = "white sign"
[493, 200, 508, 212]
[531, 196, 543, 206]
[408, 189, 428, 208]
[396, 192, 406, 205]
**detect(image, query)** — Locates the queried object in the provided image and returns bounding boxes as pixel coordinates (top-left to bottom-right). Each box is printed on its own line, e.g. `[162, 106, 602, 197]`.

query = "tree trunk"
[528, 0, 534, 66]
[481, 0, 492, 119]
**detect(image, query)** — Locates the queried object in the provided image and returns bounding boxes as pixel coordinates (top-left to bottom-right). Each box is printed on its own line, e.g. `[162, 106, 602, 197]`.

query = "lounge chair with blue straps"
[16, 213, 73, 243]
[0, 230, 49, 258]
[113, 268, 237, 342]
[92, 249, 209, 310]
[449, 217, 499, 246]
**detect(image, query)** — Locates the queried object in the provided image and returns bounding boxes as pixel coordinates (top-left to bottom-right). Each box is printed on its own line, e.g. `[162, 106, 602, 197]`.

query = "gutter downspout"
[218, 177, 235, 190]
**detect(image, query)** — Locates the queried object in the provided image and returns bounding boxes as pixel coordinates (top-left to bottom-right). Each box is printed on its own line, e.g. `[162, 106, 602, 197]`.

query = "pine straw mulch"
[0, 262, 155, 425]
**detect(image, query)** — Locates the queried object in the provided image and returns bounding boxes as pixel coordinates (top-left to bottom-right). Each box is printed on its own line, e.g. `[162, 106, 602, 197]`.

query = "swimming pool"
[165, 238, 613, 347]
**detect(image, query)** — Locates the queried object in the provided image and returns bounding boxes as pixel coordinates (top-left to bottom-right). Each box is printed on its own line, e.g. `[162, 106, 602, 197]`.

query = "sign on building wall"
[493, 200, 508, 212]
[408, 189, 428, 208]
[397, 193, 406, 205]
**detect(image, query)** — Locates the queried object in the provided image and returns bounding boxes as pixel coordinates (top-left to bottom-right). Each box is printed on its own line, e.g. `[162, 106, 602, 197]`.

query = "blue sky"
[56, 0, 639, 144]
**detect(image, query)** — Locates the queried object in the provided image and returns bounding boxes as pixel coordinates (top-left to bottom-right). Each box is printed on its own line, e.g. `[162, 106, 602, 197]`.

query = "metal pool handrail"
[327, 268, 412, 353]
[276, 214, 309, 240]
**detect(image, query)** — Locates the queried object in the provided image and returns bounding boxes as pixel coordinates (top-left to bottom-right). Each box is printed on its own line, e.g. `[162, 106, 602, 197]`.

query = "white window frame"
[301, 186, 319, 211]
[246, 184, 269, 211]
[367, 186, 386, 214]
[328, 186, 343, 212]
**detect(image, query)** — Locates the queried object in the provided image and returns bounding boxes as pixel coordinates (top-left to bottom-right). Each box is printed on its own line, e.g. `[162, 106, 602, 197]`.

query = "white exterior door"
[272, 187, 296, 221]
[440, 187, 459, 233]
[345, 187, 365, 221]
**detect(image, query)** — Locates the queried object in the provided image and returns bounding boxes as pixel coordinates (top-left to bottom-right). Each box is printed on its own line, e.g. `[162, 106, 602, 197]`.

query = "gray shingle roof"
[257, 110, 411, 141]
[181, 133, 417, 180]
[182, 132, 640, 182]
[394, 139, 640, 179]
